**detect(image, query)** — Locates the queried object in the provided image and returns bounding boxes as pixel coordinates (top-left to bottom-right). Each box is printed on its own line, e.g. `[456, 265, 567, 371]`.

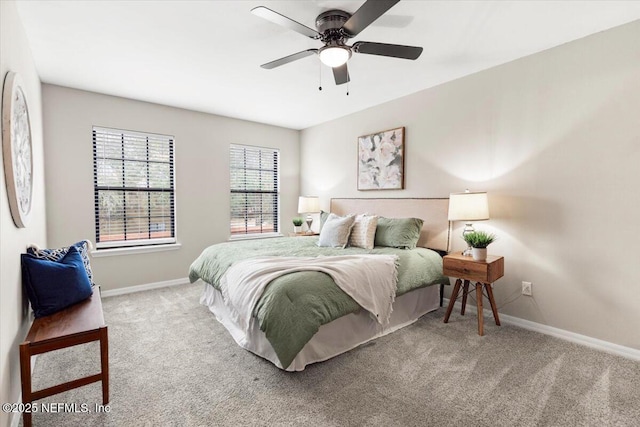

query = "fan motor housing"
[315, 10, 351, 34]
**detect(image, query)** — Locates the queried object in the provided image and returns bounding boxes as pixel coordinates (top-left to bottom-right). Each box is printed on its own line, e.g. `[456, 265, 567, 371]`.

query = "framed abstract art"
[357, 126, 404, 190]
[2, 71, 33, 228]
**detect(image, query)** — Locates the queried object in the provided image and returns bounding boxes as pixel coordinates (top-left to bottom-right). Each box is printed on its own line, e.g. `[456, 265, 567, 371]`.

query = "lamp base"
[305, 215, 314, 233]
[462, 222, 475, 256]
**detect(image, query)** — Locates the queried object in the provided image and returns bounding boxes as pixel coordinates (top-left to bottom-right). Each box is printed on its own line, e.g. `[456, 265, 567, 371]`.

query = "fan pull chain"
[346, 81, 349, 96]
[318, 61, 322, 91]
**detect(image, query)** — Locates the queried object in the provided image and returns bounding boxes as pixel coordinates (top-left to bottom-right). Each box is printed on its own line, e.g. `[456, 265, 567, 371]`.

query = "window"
[93, 126, 176, 249]
[230, 144, 279, 237]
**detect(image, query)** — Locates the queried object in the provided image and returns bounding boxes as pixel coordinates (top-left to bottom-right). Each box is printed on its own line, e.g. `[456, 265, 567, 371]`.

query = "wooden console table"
[19, 291, 109, 427]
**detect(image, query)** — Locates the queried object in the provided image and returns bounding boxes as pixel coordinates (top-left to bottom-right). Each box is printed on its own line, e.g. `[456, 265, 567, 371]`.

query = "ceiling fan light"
[319, 46, 351, 67]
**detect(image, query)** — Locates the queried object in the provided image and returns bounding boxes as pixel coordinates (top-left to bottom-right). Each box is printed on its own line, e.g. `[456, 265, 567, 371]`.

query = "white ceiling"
[15, 1, 640, 130]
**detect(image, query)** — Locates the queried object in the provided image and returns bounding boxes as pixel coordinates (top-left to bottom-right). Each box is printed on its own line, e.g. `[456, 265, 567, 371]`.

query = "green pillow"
[374, 217, 424, 249]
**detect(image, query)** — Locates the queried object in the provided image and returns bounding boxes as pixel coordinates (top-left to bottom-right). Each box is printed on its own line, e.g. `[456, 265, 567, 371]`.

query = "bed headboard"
[330, 198, 451, 252]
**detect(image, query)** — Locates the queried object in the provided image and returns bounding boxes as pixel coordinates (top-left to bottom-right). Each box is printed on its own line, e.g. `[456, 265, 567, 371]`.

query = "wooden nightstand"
[288, 232, 319, 237]
[443, 252, 504, 336]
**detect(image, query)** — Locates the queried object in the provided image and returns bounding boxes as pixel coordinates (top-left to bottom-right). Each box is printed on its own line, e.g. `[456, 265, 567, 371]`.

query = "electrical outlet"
[522, 281, 532, 296]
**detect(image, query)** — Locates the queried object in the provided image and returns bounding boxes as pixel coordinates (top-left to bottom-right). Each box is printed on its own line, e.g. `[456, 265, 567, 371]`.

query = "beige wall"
[42, 85, 300, 291]
[301, 21, 640, 350]
[0, 1, 47, 425]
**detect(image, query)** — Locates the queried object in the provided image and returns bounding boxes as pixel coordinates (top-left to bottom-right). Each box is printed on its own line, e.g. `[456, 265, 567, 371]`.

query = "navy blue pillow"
[26, 240, 95, 286]
[21, 246, 94, 318]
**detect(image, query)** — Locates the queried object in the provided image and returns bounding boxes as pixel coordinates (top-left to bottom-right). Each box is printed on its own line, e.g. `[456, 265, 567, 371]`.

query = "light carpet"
[25, 283, 639, 426]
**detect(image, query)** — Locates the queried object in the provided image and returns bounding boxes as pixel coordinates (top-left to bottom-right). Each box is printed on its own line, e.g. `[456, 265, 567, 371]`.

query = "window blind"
[230, 144, 279, 236]
[93, 126, 176, 248]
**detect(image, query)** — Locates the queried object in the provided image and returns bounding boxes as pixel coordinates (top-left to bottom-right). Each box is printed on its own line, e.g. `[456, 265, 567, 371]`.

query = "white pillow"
[349, 214, 379, 249]
[317, 214, 356, 248]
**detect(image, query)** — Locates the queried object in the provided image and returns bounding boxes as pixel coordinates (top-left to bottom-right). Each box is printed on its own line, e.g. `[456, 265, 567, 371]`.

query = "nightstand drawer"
[443, 254, 504, 283]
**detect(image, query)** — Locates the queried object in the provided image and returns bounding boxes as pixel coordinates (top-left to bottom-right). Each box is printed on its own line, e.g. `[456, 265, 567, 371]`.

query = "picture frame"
[357, 126, 404, 190]
[2, 71, 34, 228]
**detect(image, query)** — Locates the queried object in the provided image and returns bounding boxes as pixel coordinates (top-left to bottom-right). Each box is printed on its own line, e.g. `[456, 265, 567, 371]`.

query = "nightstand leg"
[476, 283, 484, 336]
[485, 283, 501, 326]
[460, 280, 470, 315]
[443, 279, 462, 323]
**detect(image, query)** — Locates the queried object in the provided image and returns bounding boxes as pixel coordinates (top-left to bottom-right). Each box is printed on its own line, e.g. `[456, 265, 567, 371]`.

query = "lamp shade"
[448, 192, 489, 221]
[298, 196, 320, 214]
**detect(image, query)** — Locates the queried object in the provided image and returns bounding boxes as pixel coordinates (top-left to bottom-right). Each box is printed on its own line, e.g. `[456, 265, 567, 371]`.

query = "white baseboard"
[443, 298, 640, 362]
[11, 411, 20, 427]
[101, 277, 190, 297]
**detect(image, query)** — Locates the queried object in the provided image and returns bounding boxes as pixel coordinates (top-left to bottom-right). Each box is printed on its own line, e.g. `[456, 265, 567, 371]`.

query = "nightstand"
[288, 232, 319, 237]
[443, 252, 504, 336]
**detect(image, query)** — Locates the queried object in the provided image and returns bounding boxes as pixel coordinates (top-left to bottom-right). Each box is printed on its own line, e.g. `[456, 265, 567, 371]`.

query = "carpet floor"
[25, 283, 639, 426]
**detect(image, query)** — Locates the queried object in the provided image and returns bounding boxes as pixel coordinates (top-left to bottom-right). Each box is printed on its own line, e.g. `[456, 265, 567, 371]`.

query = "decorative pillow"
[349, 214, 379, 249]
[27, 240, 94, 286]
[21, 246, 94, 318]
[319, 210, 331, 232]
[374, 217, 424, 249]
[318, 213, 356, 248]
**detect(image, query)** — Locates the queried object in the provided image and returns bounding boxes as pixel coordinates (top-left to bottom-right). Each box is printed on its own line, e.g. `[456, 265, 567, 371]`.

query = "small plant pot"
[471, 247, 487, 261]
[293, 226, 302, 234]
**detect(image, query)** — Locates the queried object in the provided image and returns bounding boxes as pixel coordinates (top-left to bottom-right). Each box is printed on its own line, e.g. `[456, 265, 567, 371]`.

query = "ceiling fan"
[251, 0, 423, 86]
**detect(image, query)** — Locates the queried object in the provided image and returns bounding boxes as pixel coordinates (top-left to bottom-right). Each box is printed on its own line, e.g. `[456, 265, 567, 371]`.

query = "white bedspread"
[219, 255, 399, 334]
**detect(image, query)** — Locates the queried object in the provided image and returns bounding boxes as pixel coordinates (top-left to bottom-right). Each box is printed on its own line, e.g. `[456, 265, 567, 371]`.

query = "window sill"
[228, 233, 284, 242]
[91, 243, 182, 257]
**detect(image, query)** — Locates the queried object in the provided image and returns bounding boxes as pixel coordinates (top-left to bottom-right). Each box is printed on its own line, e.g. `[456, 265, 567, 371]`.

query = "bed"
[189, 198, 451, 371]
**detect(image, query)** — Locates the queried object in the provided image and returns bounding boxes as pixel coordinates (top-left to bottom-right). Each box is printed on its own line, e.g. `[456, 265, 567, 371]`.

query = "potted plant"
[292, 217, 304, 234]
[463, 230, 496, 261]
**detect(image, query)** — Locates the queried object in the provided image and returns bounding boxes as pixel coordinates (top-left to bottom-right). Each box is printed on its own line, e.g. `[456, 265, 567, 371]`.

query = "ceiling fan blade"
[332, 63, 350, 85]
[251, 6, 320, 39]
[342, 0, 400, 36]
[352, 41, 423, 60]
[260, 49, 318, 69]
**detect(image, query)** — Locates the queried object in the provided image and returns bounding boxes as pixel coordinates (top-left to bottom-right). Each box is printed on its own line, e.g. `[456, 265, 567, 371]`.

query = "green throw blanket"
[189, 237, 448, 368]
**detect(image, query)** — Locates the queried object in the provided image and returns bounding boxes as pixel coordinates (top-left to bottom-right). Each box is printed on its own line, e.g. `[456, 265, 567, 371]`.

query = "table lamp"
[448, 190, 489, 256]
[298, 196, 320, 234]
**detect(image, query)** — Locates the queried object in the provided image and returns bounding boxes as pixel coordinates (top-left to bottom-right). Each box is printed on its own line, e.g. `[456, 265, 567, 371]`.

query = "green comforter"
[189, 237, 448, 368]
